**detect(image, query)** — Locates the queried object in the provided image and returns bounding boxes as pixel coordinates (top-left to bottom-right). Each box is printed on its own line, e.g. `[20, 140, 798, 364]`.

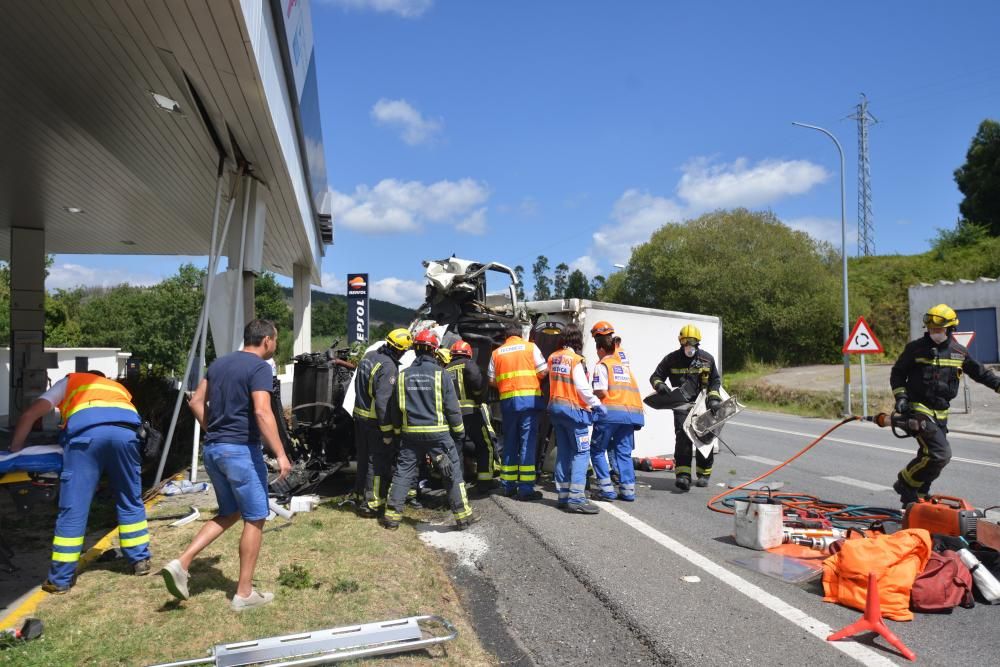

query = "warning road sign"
[843, 316, 883, 354]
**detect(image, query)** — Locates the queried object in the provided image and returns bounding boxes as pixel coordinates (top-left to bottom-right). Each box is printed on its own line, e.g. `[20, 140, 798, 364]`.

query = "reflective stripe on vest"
[353, 361, 382, 420]
[492, 338, 542, 402]
[599, 356, 644, 411]
[397, 369, 449, 434]
[547, 349, 588, 410]
[446, 363, 475, 409]
[58, 374, 137, 427]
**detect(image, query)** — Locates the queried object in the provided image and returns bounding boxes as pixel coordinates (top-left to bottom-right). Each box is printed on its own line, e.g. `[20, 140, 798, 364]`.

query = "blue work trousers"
[500, 408, 539, 496]
[50, 424, 150, 588]
[551, 414, 591, 506]
[591, 422, 637, 500]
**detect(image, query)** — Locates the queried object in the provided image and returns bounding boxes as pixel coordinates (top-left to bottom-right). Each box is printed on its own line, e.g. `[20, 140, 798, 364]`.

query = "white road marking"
[822, 475, 893, 492]
[730, 422, 1000, 469]
[602, 503, 896, 666]
[739, 454, 784, 466]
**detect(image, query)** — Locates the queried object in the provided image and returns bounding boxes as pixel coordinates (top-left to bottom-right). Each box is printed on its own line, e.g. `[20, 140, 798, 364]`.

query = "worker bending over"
[446, 340, 496, 495]
[891, 304, 1000, 504]
[651, 324, 722, 491]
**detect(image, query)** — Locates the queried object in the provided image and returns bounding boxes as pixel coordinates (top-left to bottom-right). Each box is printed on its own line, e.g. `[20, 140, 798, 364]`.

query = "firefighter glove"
[894, 396, 910, 415]
[706, 397, 722, 415]
[382, 437, 393, 446]
[655, 383, 669, 395]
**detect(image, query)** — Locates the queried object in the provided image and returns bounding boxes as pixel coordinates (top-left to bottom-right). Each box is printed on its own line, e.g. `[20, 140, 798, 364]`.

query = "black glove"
[894, 396, 910, 414]
[656, 383, 669, 395]
[706, 397, 722, 415]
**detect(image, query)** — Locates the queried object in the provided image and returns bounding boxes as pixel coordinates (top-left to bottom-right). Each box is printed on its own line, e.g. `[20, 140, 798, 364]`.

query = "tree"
[313, 298, 347, 339]
[954, 119, 1000, 235]
[532, 255, 552, 300]
[589, 275, 606, 299]
[564, 269, 591, 299]
[603, 209, 841, 368]
[553, 263, 569, 298]
[513, 265, 526, 301]
[253, 272, 294, 365]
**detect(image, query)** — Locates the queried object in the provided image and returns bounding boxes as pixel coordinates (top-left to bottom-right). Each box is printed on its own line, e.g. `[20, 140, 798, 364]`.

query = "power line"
[849, 94, 878, 256]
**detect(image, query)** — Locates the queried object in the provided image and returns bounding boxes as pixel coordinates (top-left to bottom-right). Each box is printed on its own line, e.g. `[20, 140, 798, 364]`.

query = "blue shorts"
[203, 443, 269, 521]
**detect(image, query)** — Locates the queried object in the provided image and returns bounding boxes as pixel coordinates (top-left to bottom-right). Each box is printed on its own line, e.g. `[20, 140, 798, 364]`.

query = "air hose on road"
[705, 415, 904, 529]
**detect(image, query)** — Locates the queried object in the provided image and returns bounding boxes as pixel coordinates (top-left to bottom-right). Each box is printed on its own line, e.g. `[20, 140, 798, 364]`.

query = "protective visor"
[922, 313, 953, 328]
[680, 337, 700, 346]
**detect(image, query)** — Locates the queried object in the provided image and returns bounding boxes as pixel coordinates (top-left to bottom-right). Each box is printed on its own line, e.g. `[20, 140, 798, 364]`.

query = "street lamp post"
[792, 122, 851, 416]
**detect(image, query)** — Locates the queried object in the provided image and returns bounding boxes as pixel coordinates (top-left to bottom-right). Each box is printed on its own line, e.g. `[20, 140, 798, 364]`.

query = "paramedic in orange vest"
[489, 324, 548, 499]
[590, 330, 645, 501]
[9, 371, 151, 593]
[547, 324, 605, 513]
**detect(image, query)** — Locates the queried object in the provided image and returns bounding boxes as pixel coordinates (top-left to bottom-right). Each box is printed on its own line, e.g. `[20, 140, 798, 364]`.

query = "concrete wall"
[1, 348, 129, 419]
[908, 278, 1000, 356]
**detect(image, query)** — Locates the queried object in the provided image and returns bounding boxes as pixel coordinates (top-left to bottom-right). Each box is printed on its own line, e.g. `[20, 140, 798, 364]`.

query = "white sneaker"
[161, 559, 190, 600]
[231, 589, 274, 611]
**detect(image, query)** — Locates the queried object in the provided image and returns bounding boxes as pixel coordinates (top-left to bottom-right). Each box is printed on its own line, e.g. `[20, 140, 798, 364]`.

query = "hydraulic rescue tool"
[902, 495, 984, 541]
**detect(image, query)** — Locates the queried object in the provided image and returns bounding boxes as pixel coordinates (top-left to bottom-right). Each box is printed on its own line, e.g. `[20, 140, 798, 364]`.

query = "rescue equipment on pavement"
[634, 456, 674, 471]
[147, 615, 458, 667]
[902, 495, 984, 541]
[733, 494, 783, 550]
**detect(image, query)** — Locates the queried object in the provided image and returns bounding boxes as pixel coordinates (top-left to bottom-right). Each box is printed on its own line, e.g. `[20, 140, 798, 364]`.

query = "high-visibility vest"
[58, 373, 139, 437]
[598, 354, 645, 427]
[547, 348, 590, 422]
[491, 336, 544, 412]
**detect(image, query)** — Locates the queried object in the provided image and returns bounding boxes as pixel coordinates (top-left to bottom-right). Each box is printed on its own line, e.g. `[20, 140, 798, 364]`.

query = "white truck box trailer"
[525, 298, 722, 459]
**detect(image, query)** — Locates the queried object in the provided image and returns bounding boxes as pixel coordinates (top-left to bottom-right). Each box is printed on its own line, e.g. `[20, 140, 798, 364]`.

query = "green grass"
[4, 497, 496, 666]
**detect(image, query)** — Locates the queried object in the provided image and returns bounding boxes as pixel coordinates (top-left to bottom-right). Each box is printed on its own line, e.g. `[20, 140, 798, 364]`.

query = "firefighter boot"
[675, 475, 691, 492]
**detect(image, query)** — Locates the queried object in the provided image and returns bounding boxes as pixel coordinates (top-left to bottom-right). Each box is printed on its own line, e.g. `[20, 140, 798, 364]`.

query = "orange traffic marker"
[827, 572, 916, 661]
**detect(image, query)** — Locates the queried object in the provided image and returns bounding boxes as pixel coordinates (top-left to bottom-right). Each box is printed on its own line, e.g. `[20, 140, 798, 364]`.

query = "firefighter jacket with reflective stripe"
[58, 373, 140, 439]
[650, 348, 722, 403]
[598, 354, 646, 427]
[352, 345, 399, 433]
[491, 336, 545, 412]
[547, 348, 592, 423]
[389, 355, 465, 441]
[890, 333, 1000, 422]
[445, 357, 485, 415]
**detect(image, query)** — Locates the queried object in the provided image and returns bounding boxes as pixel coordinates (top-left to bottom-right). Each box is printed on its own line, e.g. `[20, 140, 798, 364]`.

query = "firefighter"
[446, 340, 497, 495]
[547, 324, 604, 513]
[352, 328, 413, 517]
[891, 304, 1000, 504]
[590, 333, 645, 501]
[382, 330, 477, 530]
[651, 324, 722, 491]
[9, 371, 151, 593]
[489, 324, 548, 500]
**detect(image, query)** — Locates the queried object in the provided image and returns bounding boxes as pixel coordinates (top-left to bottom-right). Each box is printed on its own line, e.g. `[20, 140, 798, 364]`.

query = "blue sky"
[49, 0, 1000, 306]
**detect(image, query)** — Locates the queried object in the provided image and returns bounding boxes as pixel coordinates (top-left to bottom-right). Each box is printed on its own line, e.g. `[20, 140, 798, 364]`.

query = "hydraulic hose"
[707, 415, 861, 515]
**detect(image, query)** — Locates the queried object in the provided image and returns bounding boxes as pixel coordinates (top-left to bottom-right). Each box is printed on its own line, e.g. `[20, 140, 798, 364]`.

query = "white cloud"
[677, 157, 828, 210]
[324, 0, 433, 18]
[785, 216, 856, 247]
[585, 156, 829, 266]
[371, 277, 426, 307]
[570, 255, 599, 277]
[46, 263, 160, 290]
[371, 98, 442, 145]
[329, 179, 490, 234]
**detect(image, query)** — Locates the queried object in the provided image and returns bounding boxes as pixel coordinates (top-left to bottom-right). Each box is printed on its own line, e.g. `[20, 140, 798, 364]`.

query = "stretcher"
[0, 445, 63, 572]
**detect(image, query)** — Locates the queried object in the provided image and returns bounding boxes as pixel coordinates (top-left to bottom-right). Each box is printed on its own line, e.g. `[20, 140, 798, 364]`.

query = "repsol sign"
[347, 273, 370, 344]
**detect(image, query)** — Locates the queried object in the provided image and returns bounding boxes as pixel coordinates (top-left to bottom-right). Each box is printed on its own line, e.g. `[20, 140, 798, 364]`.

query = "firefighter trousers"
[50, 425, 150, 588]
[462, 408, 496, 483]
[384, 435, 472, 523]
[353, 419, 390, 511]
[897, 419, 951, 495]
[673, 408, 713, 480]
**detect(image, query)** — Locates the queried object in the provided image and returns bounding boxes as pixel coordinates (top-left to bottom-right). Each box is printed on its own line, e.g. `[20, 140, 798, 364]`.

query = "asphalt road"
[450, 410, 1000, 666]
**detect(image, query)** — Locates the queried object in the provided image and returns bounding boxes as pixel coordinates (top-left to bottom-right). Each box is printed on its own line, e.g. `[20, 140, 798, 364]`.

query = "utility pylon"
[850, 94, 878, 256]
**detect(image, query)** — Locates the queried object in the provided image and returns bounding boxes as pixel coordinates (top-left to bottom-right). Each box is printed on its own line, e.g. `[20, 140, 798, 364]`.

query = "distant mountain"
[280, 287, 417, 325]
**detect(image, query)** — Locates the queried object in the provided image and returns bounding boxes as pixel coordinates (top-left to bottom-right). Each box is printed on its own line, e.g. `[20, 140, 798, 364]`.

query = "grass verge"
[4, 496, 495, 666]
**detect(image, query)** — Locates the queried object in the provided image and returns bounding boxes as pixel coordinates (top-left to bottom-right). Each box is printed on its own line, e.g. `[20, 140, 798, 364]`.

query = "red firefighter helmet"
[450, 340, 473, 358]
[413, 329, 440, 350]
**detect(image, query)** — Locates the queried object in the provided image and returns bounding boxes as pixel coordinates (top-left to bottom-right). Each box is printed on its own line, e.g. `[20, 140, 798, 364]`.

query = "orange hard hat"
[414, 329, 440, 350]
[590, 320, 615, 337]
[450, 340, 473, 357]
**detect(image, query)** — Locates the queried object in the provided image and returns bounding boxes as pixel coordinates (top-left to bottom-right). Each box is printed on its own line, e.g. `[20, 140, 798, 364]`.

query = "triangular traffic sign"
[843, 316, 884, 354]
[952, 331, 975, 349]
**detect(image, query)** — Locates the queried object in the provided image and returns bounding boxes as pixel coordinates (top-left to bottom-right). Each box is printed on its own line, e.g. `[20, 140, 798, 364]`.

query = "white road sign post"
[842, 317, 883, 418]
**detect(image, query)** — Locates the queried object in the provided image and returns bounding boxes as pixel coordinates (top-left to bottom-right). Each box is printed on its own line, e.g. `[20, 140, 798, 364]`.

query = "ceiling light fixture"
[120, 240, 137, 246]
[64, 206, 84, 214]
[149, 91, 183, 114]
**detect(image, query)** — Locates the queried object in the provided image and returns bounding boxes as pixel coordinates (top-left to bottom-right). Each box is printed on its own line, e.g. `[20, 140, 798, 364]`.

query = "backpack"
[910, 550, 974, 613]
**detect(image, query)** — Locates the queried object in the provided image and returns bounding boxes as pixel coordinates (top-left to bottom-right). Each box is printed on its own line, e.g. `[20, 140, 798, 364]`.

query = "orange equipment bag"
[822, 528, 932, 621]
[902, 495, 983, 541]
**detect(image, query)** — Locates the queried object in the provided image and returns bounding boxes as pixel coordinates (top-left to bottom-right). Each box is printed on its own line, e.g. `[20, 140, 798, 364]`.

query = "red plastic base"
[827, 572, 916, 661]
